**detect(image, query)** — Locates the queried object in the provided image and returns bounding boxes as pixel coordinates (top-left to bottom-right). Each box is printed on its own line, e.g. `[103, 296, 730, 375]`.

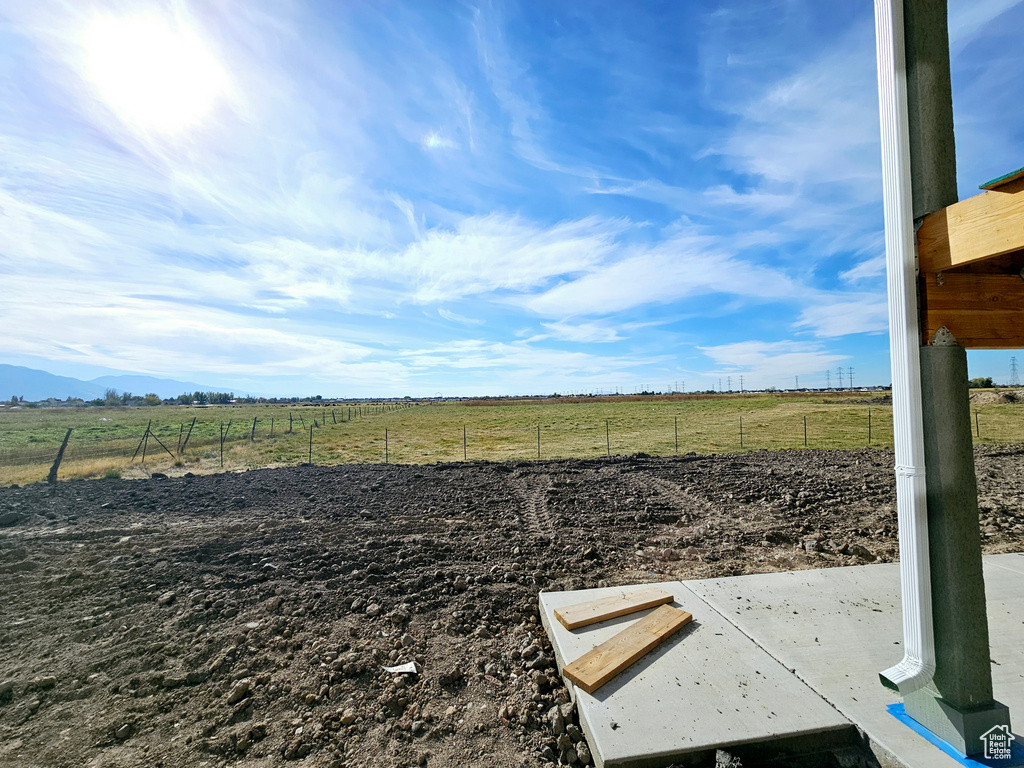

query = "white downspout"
[874, 0, 935, 694]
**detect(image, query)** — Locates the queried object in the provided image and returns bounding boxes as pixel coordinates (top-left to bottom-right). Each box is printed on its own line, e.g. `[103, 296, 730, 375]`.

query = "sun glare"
[83, 14, 228, 136]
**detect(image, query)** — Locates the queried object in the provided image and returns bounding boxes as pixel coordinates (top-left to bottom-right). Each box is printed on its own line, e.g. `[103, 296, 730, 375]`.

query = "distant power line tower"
[727, 376, 732, 392]
[848, 367, 855, 389]
[1011, 356, 1020, 387]
[739, 375, 744, 392]
[795, 375, 799, 389]
[837, 366, 845, 389]
[825, 370, 832, 389]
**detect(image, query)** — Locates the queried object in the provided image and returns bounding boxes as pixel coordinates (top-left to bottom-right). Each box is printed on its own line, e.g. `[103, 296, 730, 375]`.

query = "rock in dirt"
[848, 544, 875, 561]
[226, 680, 251, 705]
[577, 742, 592, 766]
[0, 511, 23, 527]
[115, 723, 132, 741]
[157, 591, 176, 606]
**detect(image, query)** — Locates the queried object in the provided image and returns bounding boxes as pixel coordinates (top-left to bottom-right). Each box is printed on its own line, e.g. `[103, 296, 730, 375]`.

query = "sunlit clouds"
[82, 12, 230, 136]
[1, 0, 1022, 395]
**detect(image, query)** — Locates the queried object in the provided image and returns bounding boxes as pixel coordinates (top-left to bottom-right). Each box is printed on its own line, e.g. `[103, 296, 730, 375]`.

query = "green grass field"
[1, 391, 1022, 485]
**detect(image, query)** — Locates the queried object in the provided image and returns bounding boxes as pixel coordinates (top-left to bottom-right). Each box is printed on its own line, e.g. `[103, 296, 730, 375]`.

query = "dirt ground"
[1, 446, 1022, 768]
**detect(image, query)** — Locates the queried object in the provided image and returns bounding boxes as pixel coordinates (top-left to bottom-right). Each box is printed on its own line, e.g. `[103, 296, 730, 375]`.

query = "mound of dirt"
[1, 447, 1022, 767]
[970, 390, 1022, 404]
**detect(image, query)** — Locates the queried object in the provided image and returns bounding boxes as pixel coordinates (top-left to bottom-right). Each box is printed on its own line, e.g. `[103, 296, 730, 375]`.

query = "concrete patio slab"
[686, 552, 1024, 768]
[539, 582, 855, 768]
[541, 553, 1024, 768]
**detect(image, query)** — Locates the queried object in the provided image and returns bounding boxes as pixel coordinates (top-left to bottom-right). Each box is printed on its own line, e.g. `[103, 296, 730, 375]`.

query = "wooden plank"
[920, 272, 1024, 349]
[554, 587, 675, 630]
[562, 605, 693, 694]
[918, 176, 1024, 273]
[981, 166, 1024, 191]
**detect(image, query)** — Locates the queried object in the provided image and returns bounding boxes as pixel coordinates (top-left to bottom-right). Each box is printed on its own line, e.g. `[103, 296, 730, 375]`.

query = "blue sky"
[1, 0, 1022, 398]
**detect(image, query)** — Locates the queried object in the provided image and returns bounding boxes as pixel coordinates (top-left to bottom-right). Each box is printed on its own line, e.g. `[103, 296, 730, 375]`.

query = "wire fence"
[0, 403, 407, 471]
[3, 401, 1018, 482]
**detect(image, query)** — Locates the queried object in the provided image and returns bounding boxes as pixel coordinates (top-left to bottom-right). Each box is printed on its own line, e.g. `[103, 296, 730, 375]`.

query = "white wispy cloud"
[523, 230, 803, 318]
[794, 296, 889, 338]
[397, 214, 623, 303]
[840, 254, 886, 282]
[541, 320, 624, 344]
[438, 308, 484, 326]
[699, 340, 847, 388]
[949, 0, 1024, 51]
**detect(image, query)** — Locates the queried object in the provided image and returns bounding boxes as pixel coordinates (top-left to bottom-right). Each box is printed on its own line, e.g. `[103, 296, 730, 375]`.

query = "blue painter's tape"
[886, 703, 1024, 767]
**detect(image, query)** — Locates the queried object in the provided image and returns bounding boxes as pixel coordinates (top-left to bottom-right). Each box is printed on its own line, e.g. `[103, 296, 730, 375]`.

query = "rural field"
[3, 390, 1024, 487]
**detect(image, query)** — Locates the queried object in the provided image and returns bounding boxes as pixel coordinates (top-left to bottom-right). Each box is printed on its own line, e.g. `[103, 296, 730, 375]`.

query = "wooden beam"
[918, 176, 1024, 273]
[561, 605, 692, 694]
[554, 587, 674, 630]
[920, 272, 1024, 349]
[980, 166, 1024, 191]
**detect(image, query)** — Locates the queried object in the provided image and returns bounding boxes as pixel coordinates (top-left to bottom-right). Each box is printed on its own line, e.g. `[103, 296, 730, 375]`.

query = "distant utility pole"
[837, 366, 845, 390]
[1011, 356, 1020, 386]
[795, 375, 799, 389]
[739, 375, 744, 392]
[727, 376, 732, 392]
[825, 370, 832, 389]
[718, 378, 723, 392]
[848, 367, 855, 390]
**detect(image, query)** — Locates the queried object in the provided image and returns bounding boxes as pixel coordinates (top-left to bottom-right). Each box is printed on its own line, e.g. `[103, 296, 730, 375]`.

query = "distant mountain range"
[0, 364, 220, 402]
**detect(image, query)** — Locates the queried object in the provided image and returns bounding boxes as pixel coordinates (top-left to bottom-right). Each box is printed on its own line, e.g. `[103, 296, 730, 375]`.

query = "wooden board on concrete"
[918, 176, 1024, 273]
[920, 272, 1024, 349]
[554, 586, 674, 630]
[562, 604, 692, 694]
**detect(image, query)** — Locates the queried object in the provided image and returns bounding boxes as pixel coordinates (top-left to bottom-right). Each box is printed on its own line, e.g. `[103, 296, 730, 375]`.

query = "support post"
[897, 0, 1009, 754]
[904, 335, 1009, 753]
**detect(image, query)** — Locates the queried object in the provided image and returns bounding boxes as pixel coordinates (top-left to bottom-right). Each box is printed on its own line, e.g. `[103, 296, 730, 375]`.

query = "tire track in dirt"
[613, 465, 717, 520]
[508, 470, 557, 540]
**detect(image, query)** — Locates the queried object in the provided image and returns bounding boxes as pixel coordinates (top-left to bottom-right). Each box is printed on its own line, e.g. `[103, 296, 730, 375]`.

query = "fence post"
[219, 423, 225, 467]
[463, 425, 467, 461]
[308, 424, 313, 464]
[251, 416, 257, 442]
[537, 425, 541, 460]
[177, 423, 184, 454]
[47, 428, 72, 484]
[385, 429, 389, 464]
[803, 415, 808, 447]
[131, 421, 151, 462]
[868, 408, 872, 445]
[674, 415, 678, 455]
[332, 409, 337, 424]
[181, 417, 196, 456]
[289, 412, 293, 433]
[606, 419, 610, 457]
[270, 417, 275, 437]
[739, 416, 743, 449]
[975, 411, 980, 438]
[141, 420, 152, 463]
